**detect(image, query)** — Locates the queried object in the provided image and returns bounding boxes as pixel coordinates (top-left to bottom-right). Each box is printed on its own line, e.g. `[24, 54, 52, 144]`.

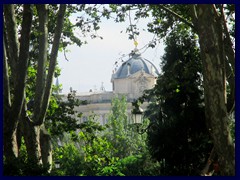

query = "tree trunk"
[23, 119, 42, 165]
[23, 4, 66, 168]
[3, 33, 17, 161]
[3, 4, 19, 84]
[38, 4, 67, 124]
[40, 125, 53, 171]
[195, 4, 235, 175]
[21, 100, 53, 170]
[3, 118, 19, 161]
[4, 4, 66, 173]
[3, 4, 32, 163]
[33, 4, 48, 123]
[3, 4, 19, 162]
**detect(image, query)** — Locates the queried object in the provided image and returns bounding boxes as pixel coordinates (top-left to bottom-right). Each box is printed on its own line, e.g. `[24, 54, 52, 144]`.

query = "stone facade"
[112, 70, 157, 99]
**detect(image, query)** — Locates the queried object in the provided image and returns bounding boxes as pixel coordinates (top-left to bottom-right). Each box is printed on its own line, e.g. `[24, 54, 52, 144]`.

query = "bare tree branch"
[221, 5, 235, 112]
[3, 4, 19, 87]
[12, 4, 33, 121]
[33, 4, 49, 123]
[63, 46, 70, 61]
[36, 4, 67, 125]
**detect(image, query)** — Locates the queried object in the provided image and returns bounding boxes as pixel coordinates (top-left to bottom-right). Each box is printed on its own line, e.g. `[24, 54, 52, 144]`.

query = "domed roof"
[113, 50, 159, 79]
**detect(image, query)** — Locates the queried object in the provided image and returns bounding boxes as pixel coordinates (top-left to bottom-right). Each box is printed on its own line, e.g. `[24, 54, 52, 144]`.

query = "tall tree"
[190, 5, 235, 175]
[105, 96, 147, 158]
[22, 4, 66, 167]
[4, 4, 33, 162]
[112, 4, 235, 175]
[4, 4, 111, 173]
[4, 4, 66, 169]
[143, 27, 212, 175]
[147, 4, 235, 175]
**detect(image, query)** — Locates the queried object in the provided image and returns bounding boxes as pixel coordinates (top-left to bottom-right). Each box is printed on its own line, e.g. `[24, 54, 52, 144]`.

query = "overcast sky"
[57, 14, 165, 94]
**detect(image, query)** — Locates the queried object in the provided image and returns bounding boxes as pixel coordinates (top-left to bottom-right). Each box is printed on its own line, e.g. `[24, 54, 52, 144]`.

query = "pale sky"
[57, 13, 165, 94]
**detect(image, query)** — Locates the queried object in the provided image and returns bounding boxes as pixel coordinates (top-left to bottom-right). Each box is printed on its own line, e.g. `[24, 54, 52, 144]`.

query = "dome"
[113, 50, 159, 79]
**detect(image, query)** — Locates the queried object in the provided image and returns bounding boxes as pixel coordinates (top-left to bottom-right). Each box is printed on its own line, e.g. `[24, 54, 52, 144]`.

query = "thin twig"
[159, 5, 195, 29]
[63, 47, 70, 61]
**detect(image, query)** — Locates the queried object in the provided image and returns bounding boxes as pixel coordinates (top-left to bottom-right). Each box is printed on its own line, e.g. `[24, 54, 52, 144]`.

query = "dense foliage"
[4, 4, 235, 176]
[50, 96, 161, 176]
[141, 27, 213, 175]
[45, 91, 82, 136]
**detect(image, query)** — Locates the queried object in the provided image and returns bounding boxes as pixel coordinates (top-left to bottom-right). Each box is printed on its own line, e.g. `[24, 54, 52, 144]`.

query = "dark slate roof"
[113, 52, 159, 79]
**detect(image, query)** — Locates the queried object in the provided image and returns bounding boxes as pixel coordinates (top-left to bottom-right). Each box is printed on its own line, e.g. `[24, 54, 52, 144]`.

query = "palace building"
[61, 48, 159, 125]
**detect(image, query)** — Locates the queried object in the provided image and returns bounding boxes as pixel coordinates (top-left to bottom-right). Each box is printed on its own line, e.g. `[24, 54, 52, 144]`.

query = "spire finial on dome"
[134, 40, 138, 48]
[132, 39, 140, 56]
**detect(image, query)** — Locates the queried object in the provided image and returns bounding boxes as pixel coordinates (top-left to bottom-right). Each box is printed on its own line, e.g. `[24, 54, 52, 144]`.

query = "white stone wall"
[113, 70, 157, 99]
[76, 101, 149, 125]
